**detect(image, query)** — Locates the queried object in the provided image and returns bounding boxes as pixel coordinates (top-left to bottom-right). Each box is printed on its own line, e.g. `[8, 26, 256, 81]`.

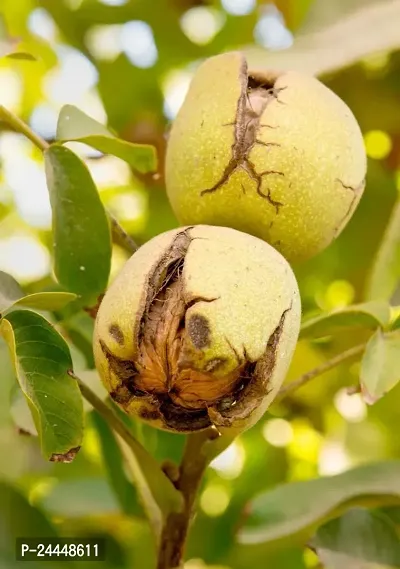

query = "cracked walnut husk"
[93, 226, 301, 434]
[165, 52, 367, 262]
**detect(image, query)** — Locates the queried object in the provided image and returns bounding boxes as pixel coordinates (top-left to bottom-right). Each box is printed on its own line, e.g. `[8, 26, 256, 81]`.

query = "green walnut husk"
[165, 52, 367, 262]
[93, 226, 301, 435]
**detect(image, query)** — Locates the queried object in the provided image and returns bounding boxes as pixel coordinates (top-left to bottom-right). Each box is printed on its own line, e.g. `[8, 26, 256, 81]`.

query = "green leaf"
[312, 508, 400, 569]
[366, 199, 400, 301]
[360, 330, 400, 404]
[0, 271, 24, 313]
[91, 411, 140, 517]
[0, 481, 58, 539]
[0, 481, 70, 569]
[44, 144, 112, 300]
[382, 506, 400, 531]
[8, 476, 129, 569]
[13, 291, 78, 311]
[300, 301, 390, 340]
[239, 461, 400, 546]
[246, 0, 400, 76]
[57, 105, 113, 139]
[57, 105, 157, 174]
[0, 272, 78, 314]
[1, 310, 84, 461]
[5, 51, 37, 61]
[39, 478, 120, 517]
[10, 386, 38, 436]
[391, 312, 400, 331]
[274, 0, 314, 30]
[63, 313, 95, 368]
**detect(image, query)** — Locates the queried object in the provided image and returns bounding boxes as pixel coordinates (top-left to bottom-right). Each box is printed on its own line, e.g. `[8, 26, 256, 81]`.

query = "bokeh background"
[1, 0, 400, 568]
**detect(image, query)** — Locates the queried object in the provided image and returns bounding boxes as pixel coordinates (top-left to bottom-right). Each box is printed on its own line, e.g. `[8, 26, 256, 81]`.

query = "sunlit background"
[1, 0, 400, 568]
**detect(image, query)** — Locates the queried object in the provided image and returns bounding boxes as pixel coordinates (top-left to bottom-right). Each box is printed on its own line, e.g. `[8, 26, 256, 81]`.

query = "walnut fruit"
[165, 52, 367, 262]
[93, 226, 301, 434]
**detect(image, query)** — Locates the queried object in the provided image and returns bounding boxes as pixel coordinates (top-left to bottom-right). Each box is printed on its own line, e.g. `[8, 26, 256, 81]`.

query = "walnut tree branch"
[157, 427, 233, 569]
[109, 213, 138, 254]
[157, 431, 210, 569]
[277, 341, 367, 399]
[0, 105, 50, 151]
[157, 335, 379, 568]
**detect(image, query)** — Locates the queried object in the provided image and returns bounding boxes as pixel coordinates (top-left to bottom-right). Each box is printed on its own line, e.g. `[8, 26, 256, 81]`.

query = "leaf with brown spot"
[50, 446, 80, 463]
[1, 310, 83, 462]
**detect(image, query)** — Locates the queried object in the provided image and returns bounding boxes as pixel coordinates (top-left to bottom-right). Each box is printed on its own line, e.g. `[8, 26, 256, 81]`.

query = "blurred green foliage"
[1, 1, 400, 568]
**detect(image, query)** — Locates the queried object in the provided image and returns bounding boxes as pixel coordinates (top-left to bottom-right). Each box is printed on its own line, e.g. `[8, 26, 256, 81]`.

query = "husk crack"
[200, 56, 285, 211]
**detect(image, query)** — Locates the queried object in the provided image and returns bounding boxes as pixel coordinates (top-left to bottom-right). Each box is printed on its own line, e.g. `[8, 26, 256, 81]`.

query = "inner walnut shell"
[93, 226, 301, 434]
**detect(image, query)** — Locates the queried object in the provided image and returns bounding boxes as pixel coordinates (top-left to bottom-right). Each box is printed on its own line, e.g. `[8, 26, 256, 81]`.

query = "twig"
[277, 342, 367, 399]
[109, 213, 138, 254]
[0, 105, 49, 151]
[157, 429, 217, 569]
